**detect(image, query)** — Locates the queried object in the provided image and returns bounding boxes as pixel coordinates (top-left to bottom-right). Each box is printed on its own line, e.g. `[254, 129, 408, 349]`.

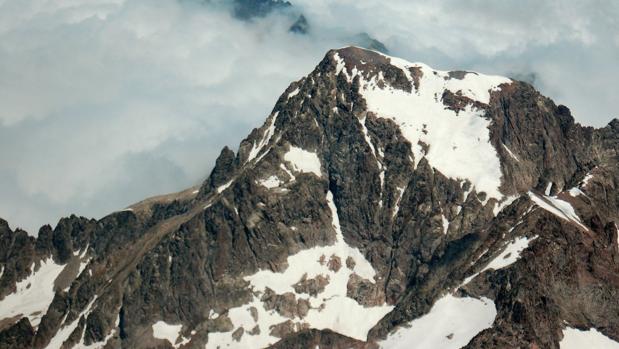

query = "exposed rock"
[327, 255, 342, 272]
[1, 46, 618, 349]
[293, 274, 329, 296]
[289, 15, 309, 34]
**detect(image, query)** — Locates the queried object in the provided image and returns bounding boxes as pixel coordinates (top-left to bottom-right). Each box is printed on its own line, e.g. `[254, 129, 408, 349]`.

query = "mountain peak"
[1, 48, 618, 349]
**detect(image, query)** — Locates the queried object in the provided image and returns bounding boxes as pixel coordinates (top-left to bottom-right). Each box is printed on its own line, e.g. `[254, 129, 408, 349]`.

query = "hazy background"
[1, 0, 618, 233]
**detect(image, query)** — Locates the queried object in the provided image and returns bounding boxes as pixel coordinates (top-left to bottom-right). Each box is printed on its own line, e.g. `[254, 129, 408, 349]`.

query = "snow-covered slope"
[333, 50, 511, 201]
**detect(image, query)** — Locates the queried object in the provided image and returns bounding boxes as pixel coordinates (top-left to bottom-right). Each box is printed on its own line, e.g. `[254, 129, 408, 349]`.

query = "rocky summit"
[1, 46, 618, 349]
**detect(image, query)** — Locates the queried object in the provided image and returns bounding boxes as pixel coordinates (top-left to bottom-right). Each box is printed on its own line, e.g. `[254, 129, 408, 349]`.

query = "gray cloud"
[0, 0, 617, 233]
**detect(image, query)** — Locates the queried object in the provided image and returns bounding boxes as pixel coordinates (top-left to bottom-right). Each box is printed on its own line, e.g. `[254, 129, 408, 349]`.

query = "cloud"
[0, 0, 617, 233]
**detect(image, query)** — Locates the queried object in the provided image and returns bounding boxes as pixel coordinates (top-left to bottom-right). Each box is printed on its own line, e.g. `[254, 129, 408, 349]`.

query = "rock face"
[0, 47, 618, 349]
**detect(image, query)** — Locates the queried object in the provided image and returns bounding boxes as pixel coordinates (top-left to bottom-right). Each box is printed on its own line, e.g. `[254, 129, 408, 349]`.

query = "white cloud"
[0, 0, 617, 233]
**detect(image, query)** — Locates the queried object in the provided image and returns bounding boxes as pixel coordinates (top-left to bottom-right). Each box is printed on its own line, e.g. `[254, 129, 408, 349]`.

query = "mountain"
[1, 46, 618, 349]
[229, 0, 292, 20]
[200, 0, 389, 51]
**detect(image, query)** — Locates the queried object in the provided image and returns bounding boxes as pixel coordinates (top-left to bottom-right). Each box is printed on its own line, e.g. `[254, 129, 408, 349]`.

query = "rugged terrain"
[0, 46, 618, 349]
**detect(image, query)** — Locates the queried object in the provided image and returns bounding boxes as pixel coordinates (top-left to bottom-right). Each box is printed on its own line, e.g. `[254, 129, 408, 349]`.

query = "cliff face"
[0, 46, 617, 349]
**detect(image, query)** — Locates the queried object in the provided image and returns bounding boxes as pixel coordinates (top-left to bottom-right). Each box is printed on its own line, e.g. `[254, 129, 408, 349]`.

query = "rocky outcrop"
[0, 47, 617, 349]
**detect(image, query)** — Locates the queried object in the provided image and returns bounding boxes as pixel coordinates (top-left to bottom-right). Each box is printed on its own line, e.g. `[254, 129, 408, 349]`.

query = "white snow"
[528, 192, 588, 231]
[358, 116, 377, 158]
[443, 72, 507, 104]
[247, 112, 278, 163]
[152, 321, 190, 348]
[46, 296, 97, 349]
[582, 173, 594, 187]
[493, 195, 518, 216]
[545, 182, 553, 196]
[568, 187, 584, 197]
[392, 186, 406, 218]
[0, 258, 66, 327]
[462, 235, 537, 286]
[352, 56, 509, 201]
[192, 189, 199, 195]
[378, 294, 496, 349]
[283, 146, 322, 177]
[258, 175, 283, 189]
[287, 88, 300, 99]
[208, 191, 393, 348]
[480, 236, 537, 273]
[441, 215, 449, 235]
[334, 52, 346, 75]
[216, 179, 234, 194]
[560, 327, 619, 349]
[502, 143, 520, 162]
[279, 163, 296, 182]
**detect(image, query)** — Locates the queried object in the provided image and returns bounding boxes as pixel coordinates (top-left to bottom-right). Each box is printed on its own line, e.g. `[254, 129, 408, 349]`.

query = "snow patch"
[441, 215, 449, 235]
[217, 180, 234, 194]
[378, 294, 496, 349]
[46, 296, 97, 349]
[560, 327, 619, 349]
[152, 321, 190, 348]
[287, 88, 300, 99]
[502, 143, 520, 162]
[258, 175, 283, 189]
[528, 192, 588, 231]
[283, 146, 322, 177]
[0, 258, 66, 327]
[462, 235, 537, 286]
[582, 173, 594, 187]
[210, 191, 393, 348]
[247, 112, 278, 163]
[352, 54, 508, 201]
[480, 236, 537, 273]
[545, 182, 553, 196]
[493, 195, 518, 216]
[392, 186, 406, 218]
[568, 187, 584, 197]
[359, 116, 377, 158]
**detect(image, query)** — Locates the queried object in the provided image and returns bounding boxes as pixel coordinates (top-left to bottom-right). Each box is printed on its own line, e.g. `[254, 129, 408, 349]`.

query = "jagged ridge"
[0, 47, 617, 349]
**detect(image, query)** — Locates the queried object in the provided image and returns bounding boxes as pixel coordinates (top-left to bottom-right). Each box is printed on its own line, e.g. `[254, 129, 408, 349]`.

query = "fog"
[0, 0, 617, 233]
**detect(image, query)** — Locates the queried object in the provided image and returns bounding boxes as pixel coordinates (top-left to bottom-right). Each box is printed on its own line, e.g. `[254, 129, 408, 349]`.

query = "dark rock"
[289, 15, 309, 34]
[1, 46, 618, 349]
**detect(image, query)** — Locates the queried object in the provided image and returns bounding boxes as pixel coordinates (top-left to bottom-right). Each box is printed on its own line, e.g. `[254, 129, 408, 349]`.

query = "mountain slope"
[0, 47, 618, 349]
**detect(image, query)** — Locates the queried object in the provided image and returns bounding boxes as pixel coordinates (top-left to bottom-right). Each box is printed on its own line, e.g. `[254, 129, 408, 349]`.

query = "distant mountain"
[200, 0, 389, 52]
[230, 0, 292, 20]
[1, 47, 618, 348]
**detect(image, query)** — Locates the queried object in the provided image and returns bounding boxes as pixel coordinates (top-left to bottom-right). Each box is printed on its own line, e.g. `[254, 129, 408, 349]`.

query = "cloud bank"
[0, 0, 617, 233]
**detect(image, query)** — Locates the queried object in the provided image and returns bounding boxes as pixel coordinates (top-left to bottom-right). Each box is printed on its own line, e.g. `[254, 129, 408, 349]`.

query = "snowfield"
[560, 327, 619, 349]
[207, 191, 393, 348]
[334, 52, 511, 202]
[379, 294, 496, 349]
[0, 258, 66, 327]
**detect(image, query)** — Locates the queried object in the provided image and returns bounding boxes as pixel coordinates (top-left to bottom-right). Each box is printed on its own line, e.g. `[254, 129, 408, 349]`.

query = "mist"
[0, 0, 617, 233]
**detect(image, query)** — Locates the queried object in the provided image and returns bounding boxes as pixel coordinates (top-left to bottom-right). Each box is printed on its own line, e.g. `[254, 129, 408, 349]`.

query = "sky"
[0, 0, 617, 233]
